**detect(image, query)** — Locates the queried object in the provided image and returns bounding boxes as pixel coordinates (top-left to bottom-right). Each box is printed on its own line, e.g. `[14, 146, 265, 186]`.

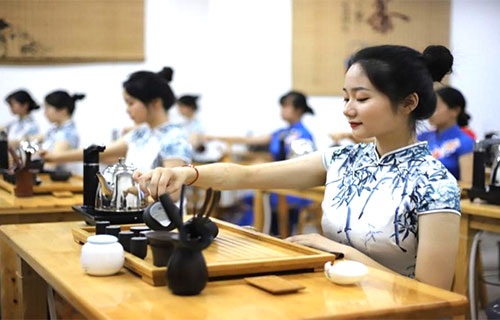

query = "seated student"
[452, 90, 476, 140]
[135, 45, 460, 290]
[36, 90, 84, 173]
[177, 95, 204, 151]
[206, 91, 316, 232]
[207, 91, 315, 161]
[1, 90, 40, 148]
[42, 67, 192, 199]
[40, 91, 83, 153]
[418, 86, 474, 183]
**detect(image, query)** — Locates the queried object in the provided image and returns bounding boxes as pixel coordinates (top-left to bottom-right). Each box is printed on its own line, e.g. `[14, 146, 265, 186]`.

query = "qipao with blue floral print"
[123, 122, 192, 172]
[321, 142, 460, 277]
[42, 120, 79, 150]
[5, 115, 40, 141]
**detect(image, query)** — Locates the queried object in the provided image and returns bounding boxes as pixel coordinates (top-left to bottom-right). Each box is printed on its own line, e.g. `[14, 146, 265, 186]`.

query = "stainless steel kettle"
[95, 158, 147, 212]
[490, 142, 500, 187]
[467, 138, 500, 204]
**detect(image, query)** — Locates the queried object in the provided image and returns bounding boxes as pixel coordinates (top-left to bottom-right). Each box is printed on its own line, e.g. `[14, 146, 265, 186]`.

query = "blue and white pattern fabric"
[42, 120, 79, 151]
[123, 122, 192, 172]
[5, 115, 40, 141]
[180, 117, 204, 137]
[321, 142, 461, 277]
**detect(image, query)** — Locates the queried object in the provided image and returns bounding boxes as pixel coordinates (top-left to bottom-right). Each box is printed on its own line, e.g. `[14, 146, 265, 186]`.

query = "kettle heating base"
[466, 187, 500, 205]
[73, 205, 144, 226]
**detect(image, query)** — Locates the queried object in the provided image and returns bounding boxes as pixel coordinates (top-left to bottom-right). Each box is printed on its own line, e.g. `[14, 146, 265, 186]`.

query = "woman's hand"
[133, 167, 189, 200]
[286, 233, 348, 253]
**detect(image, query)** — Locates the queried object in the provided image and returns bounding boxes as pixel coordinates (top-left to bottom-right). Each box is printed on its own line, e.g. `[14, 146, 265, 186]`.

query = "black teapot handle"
[159, 192, 183, 230]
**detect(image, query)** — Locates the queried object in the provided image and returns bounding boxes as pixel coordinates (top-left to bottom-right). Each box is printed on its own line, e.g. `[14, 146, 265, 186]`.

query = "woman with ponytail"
[43, 68, 192, 196]
[1, 89, 40, 148]
[135, 45, 461, 290]
[418, 86, 474, 181]
[41, 90, 84, 152]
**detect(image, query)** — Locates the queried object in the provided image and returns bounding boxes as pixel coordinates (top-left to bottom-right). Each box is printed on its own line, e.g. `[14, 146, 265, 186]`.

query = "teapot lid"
[19, 140, 40, 154]
[103, 158, 136, 175]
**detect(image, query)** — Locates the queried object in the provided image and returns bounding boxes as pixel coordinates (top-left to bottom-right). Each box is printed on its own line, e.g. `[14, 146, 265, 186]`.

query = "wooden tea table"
[0, 188, 82, 224]
[0, 221, 467, 319]
[454, 199, 500, 298]
[0, 174, 83, 224]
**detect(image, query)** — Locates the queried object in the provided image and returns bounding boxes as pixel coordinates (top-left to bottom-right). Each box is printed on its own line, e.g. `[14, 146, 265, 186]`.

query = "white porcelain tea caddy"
[81, 234, 124, 276]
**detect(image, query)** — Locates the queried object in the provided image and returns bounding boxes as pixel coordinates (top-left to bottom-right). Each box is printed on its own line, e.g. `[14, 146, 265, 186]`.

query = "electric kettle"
[95, 158, 148, 212]
[490, 142, 500, 188]
[467, 138, 500, 204]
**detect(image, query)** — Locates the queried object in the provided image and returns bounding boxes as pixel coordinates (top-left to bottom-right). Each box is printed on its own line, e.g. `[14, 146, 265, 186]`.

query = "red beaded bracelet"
[183, 164, 199, 186]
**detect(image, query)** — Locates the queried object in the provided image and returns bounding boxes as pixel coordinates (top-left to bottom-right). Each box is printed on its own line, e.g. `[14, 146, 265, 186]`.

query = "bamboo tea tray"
[0, 173, 83, 195]
[72, 219, 335, 286]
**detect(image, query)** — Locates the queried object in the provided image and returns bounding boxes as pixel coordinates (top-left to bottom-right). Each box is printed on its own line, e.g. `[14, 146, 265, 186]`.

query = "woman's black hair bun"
[423, 45, 453, 82]
[158, 67, 174, 83]
[72, 93, 86, 101]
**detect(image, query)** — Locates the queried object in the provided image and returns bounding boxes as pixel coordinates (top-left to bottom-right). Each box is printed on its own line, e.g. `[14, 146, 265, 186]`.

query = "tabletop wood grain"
[0, 221, 467, 319]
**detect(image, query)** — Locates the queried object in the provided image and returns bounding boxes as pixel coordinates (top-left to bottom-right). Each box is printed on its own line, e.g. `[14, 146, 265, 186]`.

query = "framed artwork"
[0, 0, 144, 63]
[293, 0, 450, 95]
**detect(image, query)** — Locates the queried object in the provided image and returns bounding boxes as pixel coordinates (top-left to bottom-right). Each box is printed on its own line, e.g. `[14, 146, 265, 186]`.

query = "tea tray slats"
[72, 218, 335, 286]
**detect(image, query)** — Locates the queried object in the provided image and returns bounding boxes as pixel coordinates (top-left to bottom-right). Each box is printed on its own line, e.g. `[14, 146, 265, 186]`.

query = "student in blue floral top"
[40, 91, 84, 153]
[43, 67, 192, 199]
[135, 45, 460, 290]
[1, 90, 40, 148]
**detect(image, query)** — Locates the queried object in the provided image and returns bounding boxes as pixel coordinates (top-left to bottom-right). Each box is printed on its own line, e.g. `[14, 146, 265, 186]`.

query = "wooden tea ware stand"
[0, 220, 467, 319]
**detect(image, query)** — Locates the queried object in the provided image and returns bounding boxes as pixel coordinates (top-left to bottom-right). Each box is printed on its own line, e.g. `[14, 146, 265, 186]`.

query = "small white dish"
[324, 260, 368, 285]
[81, 234, 124, 276]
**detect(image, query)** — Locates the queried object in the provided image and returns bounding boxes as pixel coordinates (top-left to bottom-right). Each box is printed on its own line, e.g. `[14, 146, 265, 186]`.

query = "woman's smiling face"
[342, 63, 409, 140]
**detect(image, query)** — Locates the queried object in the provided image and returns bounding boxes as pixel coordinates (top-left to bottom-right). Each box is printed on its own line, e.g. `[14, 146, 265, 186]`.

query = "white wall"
[450, 0, 500, 138]
[1, 0, 498, 152]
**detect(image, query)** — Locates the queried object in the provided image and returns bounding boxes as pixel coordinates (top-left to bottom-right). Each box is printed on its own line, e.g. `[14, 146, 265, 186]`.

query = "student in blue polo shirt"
[205, 91, 316, 232]
[206, 91, 315, 160]
[418, 86, 474, 181]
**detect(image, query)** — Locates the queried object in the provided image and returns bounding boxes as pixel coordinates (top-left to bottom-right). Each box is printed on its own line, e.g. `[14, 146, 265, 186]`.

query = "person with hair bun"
[43, 68, 192, 197]
[418, 86, 474, 182]
[135, 45, 460, 290]
[40, 90, 84, 154]
[1, 89, 40, 148]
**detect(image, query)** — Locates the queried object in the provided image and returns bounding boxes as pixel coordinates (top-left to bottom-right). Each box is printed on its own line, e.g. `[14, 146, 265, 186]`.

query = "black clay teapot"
[144, 187, 220, 296]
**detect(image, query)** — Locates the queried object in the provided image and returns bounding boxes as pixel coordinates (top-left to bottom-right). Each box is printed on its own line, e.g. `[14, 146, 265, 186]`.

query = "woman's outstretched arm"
[135, 151, 326, 199]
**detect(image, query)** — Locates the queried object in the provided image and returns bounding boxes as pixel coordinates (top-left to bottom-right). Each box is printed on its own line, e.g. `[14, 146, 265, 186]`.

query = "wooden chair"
[297, 202, 323, 235]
